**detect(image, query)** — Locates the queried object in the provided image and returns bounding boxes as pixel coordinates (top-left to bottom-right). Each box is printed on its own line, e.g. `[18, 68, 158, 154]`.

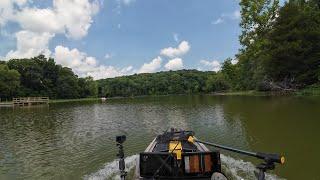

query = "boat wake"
[84, 154, 285, 180]
[221, 154, 285, 180]
[84, 155, 138, 180]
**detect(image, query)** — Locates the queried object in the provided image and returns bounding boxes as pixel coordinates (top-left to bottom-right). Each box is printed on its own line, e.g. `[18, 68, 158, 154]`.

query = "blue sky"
[0, 0, 242, 79]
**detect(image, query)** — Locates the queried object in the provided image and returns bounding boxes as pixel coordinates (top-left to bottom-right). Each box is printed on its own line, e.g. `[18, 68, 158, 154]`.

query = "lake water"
[0, 95, 319, 180]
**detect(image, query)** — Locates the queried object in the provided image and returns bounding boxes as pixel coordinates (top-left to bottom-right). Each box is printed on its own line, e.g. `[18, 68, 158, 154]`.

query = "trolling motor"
[116, 135, 127, 180]
[188, 136, 285, 180]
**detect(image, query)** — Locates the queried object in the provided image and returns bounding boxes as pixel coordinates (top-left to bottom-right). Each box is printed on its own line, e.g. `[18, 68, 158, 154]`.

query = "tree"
[205, 73, 230, 92]
[262, 0, 320, 88]
[56, 67, 80, 99]
[221, 58, 239, 89]
[239, 0, 279, 49]
[237, 0, 280, 89]
[0, 64, 20, 100]
[78, 77, 98, 98]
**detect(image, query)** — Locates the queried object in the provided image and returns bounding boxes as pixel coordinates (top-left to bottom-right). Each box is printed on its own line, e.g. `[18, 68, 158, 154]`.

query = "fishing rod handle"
[256, 152, 285, 164]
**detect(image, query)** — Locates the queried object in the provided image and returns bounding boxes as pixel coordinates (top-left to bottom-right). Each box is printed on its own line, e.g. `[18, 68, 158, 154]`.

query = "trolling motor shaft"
[187, 136, 285, 180]
[116, 135, 127, 180]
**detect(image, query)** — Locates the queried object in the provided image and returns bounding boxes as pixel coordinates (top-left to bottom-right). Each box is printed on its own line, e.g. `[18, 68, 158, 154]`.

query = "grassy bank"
[296, 84, 320, 96]
[212, 90, 268, 96]
[49, 98, 100, 104]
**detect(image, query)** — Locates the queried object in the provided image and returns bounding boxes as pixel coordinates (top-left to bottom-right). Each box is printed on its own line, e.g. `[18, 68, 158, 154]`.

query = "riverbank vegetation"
[0, 55, 98, 100]
[1, 0, 319, 100]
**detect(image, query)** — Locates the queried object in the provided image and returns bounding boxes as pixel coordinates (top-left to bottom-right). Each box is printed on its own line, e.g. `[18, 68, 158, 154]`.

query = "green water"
[0, 95, 319, 180]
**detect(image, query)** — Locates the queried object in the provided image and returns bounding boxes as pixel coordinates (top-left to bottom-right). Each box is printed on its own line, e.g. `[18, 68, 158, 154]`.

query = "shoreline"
[49, 98, 100, 104]
[2, 88, 319, 106]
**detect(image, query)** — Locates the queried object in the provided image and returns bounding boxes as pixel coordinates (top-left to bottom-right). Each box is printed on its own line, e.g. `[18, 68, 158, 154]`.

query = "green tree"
[237, 0, 280, 89]
[221, 58, 239, 89]
[0, 64, 20, 100]
[56, 67, 80, 99]
[205, 73, 230, 92]
[78, 77, 98, 98]
[262, 0, 320, 88]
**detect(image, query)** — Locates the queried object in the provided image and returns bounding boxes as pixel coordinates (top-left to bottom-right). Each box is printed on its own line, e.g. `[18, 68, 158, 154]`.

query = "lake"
[0, 95, 319, 180]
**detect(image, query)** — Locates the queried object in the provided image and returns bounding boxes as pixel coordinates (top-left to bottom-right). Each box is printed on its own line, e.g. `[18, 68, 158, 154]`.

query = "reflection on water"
[1, 95, 320, 179]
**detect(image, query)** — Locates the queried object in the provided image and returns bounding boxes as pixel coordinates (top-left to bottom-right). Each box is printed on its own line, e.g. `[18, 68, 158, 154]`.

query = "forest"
[0, 55, 97, 100]
[1, 0, 320, 100]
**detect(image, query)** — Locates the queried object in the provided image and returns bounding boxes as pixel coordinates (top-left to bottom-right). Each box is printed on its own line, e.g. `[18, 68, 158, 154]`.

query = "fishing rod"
[187, 136, 285, 180]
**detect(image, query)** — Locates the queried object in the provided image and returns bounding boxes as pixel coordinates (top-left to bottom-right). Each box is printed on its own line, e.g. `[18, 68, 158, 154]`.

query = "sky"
[0, 0, 243, 79]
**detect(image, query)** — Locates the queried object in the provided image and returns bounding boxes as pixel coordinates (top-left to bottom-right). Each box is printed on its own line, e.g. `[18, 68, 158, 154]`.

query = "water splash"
[221, 154, 285, 180]
[84, 154, 284, 180]
[84, 155, 138, 180]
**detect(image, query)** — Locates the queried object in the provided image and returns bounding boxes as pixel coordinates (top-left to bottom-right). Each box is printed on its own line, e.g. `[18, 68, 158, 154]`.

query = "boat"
[134, 129, 227, 179]
[115, 129, 285, 180]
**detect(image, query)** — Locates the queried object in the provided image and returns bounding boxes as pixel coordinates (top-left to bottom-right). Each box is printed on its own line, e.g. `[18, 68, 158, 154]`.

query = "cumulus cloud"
[160, 41, 190, 58]
[200, 59, 221, 72]
[5, 30, 54, 59]
[138, 56, 162, 73]
[165, 58, 183, 71]
[1, 0, 99, 40]
[13, 0, 99, 39]
[0, 0, 27, 26]
[2, 0, 100, 60]
[54, 45, 133, 79]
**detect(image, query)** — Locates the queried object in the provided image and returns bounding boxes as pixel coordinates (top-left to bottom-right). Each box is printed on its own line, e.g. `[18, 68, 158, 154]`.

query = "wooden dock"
[0, 97, 49, 107]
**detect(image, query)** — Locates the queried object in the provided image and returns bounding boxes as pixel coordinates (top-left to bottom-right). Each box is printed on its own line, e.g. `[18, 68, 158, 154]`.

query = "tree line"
[0, 55, 97, 100]
[1, 0, 319, 100]
[97, 69, 230, 97]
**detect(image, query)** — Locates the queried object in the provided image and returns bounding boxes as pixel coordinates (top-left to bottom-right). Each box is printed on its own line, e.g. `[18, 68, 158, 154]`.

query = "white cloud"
[14, 8, 64, 34]
[0, 0, 27, 26]
[54, 45, 133, 79]
[2, 0, 99, 40]
[3, 0, 100, 60]
[165, 58, 183, 71]
[104, 53, 112, 59]
[138, 56, 162, 73]
[122, 0, 136, 6]
[160, 41, 190, 58]
[5, 30, 54, 59]
[200, 59, 221, 72]
[212, 18, 224, 25]
[212, 10, 240, 25]
[173, 33, 179, 42]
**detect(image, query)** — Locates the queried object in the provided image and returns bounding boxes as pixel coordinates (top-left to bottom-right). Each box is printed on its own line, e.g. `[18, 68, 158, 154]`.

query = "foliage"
[1, 55, 97, 99]
[98, 70, 225, 97]
[236, 0, 320, 90]
[0, 64, 20, 100]
[262, 0, 320, 88]
[205, 73, 230, 92]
